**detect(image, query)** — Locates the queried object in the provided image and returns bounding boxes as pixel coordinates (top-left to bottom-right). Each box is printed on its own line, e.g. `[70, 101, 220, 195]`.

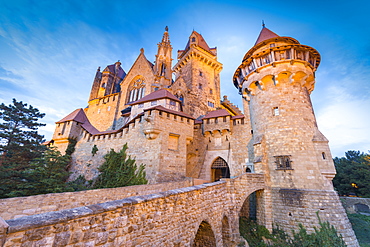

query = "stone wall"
[0, 180, 192, 221]
[341, 196, 370, 214]
[1, 173, 266, 247]
[271, 188, 358, 246]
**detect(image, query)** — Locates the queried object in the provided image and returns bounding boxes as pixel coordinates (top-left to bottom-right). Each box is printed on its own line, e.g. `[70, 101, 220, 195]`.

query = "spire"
[154, 27, 173, 86]
[254, 25, 280, 45]
[161, 26, 170, 44]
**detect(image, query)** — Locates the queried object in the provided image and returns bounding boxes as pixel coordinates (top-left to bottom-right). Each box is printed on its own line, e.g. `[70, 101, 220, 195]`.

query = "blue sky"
[0, 0, 369, 157]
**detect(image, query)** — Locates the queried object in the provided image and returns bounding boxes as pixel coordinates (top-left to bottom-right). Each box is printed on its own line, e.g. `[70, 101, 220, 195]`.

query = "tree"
[93, 144, 147, 189]
[0, 99, 46, 198]
[4, 148, 71, 197]
[0, 98, 45, 165]
[333, 150, 370, 198]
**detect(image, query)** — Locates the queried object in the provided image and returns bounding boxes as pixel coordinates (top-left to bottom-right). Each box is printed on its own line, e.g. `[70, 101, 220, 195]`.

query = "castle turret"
[88, 67, 102, 101]
[154, 26, 173, 87]
[172, 31, 222, 118]
[233, 25, 358, 246]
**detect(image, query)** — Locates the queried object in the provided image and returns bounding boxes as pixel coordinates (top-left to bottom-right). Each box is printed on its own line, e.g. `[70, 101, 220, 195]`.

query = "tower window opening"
[199, 84, 202, 89]
[215, 118, 218, 124]
[210, 89, 213, 94]
[223, 116, 226, 122]
[275, 155, 292, 170]
[192, 37, 196, 42]
[322, 152, 326, 160]
[199, 71, 203, 76]
[208, 101, 214, 108]
[151, 100, 157, 106]
[170, 100, 176, 106]
[273, 107, 279, 116]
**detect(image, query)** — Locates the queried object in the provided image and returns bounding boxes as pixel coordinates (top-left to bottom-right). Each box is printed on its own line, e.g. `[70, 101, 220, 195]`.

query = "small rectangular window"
[223, 116, 226, 122]
[273, 107, 279, 116]
[199, 84, 202, 89]
[151, 100, 157, 106]
[170, 100, 176, 106]
[275, 155, 292, 170]
[138, 103, 144, 108]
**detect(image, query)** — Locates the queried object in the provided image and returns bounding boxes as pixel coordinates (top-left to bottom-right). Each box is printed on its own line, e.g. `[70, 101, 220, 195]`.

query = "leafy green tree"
[0, 99, 46, 198]
[333, 150, 370, 197]
[93, 144, 147, 189]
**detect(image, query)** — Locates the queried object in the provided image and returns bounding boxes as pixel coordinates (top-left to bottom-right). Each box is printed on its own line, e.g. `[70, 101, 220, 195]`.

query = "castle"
[42, 26, 359, 245]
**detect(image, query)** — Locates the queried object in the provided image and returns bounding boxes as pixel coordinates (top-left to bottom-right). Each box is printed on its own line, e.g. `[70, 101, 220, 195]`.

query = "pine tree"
[93, 144, 147, 188]
[0, 99, 46, 198]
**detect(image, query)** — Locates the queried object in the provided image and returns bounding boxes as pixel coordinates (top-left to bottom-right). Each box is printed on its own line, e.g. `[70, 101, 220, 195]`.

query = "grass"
[347, 213, 370, 247]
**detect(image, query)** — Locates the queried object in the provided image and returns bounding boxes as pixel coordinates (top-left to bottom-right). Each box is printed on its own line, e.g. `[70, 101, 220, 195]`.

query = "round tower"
[233, 26, 359, 246]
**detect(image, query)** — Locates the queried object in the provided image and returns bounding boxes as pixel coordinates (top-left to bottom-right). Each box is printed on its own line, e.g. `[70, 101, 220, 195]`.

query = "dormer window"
[192, 37, 196, 42]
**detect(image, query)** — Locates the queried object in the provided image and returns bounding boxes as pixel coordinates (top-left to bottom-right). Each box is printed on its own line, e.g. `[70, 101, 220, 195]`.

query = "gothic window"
[275, 155, 292, 170]
[127, 77, 146, 103]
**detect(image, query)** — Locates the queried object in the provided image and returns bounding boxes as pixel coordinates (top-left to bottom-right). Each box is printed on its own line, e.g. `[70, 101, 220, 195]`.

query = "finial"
[262, 20, 265, 28]
[165, 26, 168, 32]
[140, 48, 144, 54]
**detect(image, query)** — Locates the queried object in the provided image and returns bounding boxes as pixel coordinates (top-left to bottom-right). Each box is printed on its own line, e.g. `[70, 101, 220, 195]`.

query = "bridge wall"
[0, 174, 266, 247]
[0, 180, 192, 221]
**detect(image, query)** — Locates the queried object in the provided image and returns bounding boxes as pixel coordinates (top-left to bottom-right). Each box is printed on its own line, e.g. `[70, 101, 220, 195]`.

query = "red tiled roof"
[203, 109, 231, 119]
[129, 89, 180, 105]
[56, 108, 100, 135]
[56, 109, 87, 124]
[254, 27, 280, 45]
[145, 105, 195, 119]
[179, 31, 216, 56]
[231, 115, 245, 119]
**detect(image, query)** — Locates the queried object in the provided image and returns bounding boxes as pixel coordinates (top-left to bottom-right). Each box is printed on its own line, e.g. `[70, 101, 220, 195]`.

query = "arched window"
[127, 77, 146, 103]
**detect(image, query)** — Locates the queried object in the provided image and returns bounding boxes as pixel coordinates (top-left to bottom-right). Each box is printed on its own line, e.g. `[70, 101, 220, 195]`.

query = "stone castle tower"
[233, 25, 356, 241]
[48, 26, 358, 246]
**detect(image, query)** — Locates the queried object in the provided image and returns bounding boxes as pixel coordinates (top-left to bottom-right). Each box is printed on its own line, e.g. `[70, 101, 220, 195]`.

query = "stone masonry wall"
[1, 173, 266, 247]
[0, 180, 192, 221]
[271, 188, 358, 247]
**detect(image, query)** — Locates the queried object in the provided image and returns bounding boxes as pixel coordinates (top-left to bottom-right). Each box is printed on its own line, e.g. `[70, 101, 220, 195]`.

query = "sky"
[0, 0, 369, 158]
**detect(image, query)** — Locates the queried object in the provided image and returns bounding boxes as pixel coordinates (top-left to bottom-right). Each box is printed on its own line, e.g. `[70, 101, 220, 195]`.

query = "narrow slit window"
[273, 107, 279, 116]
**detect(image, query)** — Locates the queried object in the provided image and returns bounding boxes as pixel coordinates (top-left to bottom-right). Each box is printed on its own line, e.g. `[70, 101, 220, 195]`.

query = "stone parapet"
[0, 179, 192, 221]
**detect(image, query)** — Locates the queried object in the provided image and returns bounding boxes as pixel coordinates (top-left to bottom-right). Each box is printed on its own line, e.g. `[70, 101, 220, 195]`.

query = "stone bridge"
[0, 173, 266, 247]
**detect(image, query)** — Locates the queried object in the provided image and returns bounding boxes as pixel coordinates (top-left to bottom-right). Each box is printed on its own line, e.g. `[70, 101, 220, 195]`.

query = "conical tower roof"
[254, 26, 280, 45]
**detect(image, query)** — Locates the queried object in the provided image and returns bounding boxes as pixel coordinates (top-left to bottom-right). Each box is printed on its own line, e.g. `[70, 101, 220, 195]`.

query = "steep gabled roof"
[203, 109, 231, 119]
[56, 109, 100, 135]
[56, 108, 87, 124]
[254, 27, 280, 45]
[178, 31, 217, 57]
[104, 63, 126, 79]
[129, 89, 180, 105]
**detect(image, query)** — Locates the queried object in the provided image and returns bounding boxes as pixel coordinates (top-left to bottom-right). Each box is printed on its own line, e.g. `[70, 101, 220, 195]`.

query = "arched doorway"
[192, 221, 216, 247]
[211, 157, 230, 181]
